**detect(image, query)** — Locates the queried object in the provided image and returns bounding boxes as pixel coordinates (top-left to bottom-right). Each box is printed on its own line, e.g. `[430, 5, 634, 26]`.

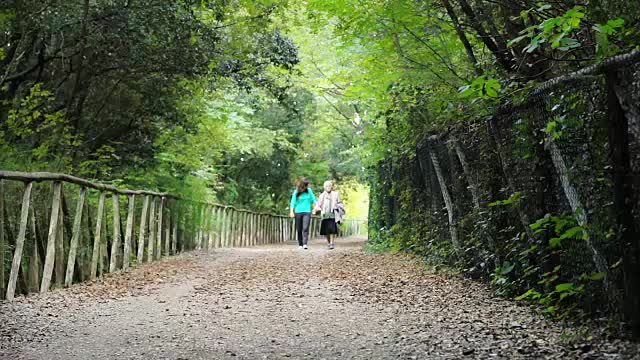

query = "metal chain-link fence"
[370, 51, 640, 327]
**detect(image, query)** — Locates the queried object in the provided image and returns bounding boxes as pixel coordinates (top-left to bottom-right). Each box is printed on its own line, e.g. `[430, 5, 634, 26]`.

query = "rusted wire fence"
[369, 50, 640, 330]
[0, 171, 365, 301]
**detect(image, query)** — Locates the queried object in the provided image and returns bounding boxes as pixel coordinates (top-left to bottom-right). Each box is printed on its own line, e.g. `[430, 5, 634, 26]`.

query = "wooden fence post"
[247, 212, 252, 246]
[195, 203, 202, 250]
[205, 205, 212, 252]
[109, 194, 121, 273]
[212, 206, 218, 248]
[80, 200, 91, 280]
[98, 206, 107, 276]
[172, 201, 178, 254]
[221, 207, 228, 247]
[122, 194, 135, 270]
[179, 201, 186, 253]
[234, 210, 240, 247]
[233, 209, 239, 247]
[156, 197, 164, 259]
[6, 182, 33, 300]
[200, 203, 206, 250]
[213, 207, 221, 248]
[40, 182, 61, 294]
[137, 195, 149, 264]
[258, 214, 262, 245]
[202, 204, 208, 251]
[164, 207, 171, 256]
[0, 180, 5, 299]
[262, 214, 265, 244]
[270, 216, 274, 244]
[239, 210, 243, 247]
[185, 203, 192, 251]
[250, 212, 254, 246]
[252, 213, 257, 246]
[147, 196, 156, 261]
[28, 206, 40, 292]
[274, 217, 278, 244]
[246, 212, 251, 247]
[238, 211, 244, 247]
[284, 217, 288, 242]
[227, 209, 234, 247]
[257, 214, 262, 245]
[202, 205, 208, 251]
[241, 211, 248, 247]
[226, 207, 232, 247]
[265, 215, 270, 244]
[90, 192, 106, 279]
[54, 189, 65, 285]
[218, 207, 225, 248]
[264, 214, 268, 245]
[64, 186, 86, 286]
[277, 217, 281, 243]
[198, 204, 204, 251]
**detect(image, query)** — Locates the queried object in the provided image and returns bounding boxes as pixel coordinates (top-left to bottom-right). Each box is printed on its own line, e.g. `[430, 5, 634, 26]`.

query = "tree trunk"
[440, 0, 482, 75]
[458, 0, 515, 72]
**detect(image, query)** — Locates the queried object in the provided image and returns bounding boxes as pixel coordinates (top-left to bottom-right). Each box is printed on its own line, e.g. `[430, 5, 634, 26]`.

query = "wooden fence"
[0, 171, 366, 301]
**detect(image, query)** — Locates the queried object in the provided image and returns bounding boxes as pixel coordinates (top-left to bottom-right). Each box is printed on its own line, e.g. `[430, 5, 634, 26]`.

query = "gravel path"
[0, 238, 638, 359]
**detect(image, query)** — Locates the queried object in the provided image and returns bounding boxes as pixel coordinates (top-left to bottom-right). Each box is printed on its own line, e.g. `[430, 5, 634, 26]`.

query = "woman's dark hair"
[296, 177, 310, 197]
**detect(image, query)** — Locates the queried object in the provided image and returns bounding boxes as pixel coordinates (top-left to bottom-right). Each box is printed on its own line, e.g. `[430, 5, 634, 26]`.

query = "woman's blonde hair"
[323, 180, 333, 188]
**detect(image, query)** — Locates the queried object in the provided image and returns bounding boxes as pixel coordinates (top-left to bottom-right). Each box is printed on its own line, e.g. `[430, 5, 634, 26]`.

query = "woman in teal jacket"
[289, 177, 316, 249]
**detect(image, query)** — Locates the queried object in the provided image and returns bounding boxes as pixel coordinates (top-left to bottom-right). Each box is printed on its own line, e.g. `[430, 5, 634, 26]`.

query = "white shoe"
[298, 246, 303, 250]
[303, 245, 308, 250]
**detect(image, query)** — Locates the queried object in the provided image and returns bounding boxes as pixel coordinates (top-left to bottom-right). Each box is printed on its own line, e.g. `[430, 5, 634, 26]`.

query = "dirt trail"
[0, 238, 638, 359]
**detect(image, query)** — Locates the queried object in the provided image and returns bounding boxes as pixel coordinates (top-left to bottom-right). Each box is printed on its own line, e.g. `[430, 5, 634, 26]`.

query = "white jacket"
[315, 191, 345, 224]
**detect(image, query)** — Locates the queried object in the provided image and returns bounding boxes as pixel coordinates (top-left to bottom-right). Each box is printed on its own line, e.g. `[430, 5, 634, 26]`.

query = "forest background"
[2, 0, 637, 218]
[0, 0, 379, 218]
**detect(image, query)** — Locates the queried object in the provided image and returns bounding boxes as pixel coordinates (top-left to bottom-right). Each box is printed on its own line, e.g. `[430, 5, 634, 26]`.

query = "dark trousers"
[295, 212, 311, 246]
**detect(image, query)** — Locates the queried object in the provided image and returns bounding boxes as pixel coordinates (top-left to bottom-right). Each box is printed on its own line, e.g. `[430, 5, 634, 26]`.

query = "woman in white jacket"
[314, 180, 345, 250]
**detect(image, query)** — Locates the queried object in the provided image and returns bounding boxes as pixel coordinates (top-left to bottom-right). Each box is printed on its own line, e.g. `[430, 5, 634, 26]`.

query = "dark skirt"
[320, 218, 338, 235]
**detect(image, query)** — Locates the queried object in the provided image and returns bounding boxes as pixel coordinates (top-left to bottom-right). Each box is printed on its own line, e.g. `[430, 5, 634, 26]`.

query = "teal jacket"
[290, 188, 316, 213]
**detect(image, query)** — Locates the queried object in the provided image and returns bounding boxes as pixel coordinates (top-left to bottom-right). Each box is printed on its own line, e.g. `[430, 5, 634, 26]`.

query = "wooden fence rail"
[0, 171, 366, 301]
